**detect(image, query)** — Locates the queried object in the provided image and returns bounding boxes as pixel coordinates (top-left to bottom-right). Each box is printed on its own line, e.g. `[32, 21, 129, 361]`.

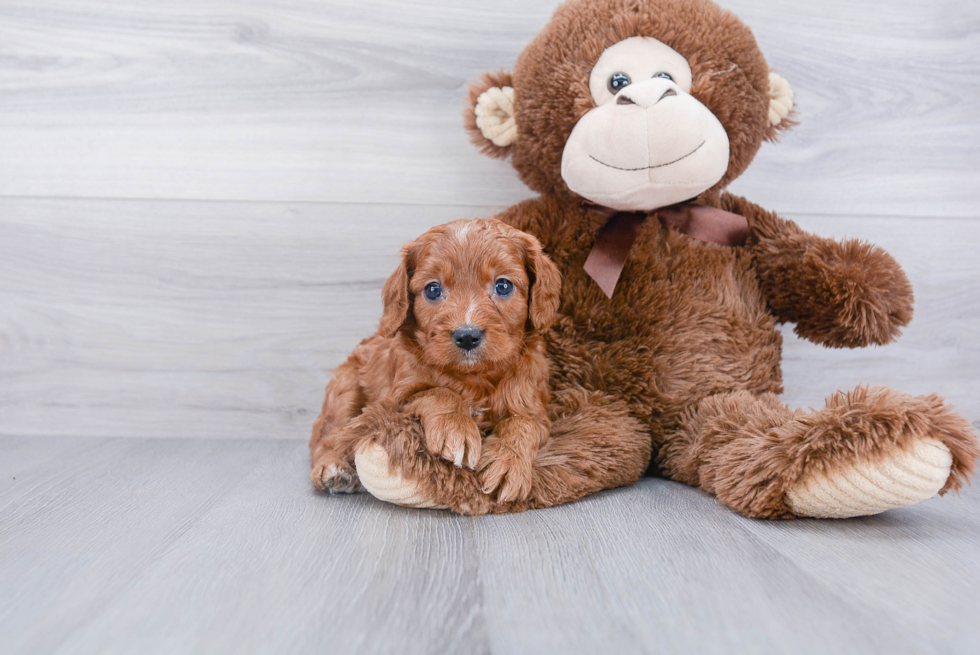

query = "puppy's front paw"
[311, 456, 361, 494]
[423, 412, 482, 469]
[478, 438, 533, 502]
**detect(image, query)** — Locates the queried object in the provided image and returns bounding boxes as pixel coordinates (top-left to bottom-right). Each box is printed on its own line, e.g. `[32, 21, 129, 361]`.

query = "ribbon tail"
[583, 254, 619, 299]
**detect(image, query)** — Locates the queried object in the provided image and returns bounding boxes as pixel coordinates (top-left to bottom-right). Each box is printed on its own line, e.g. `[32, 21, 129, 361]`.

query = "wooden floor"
[1, 0, 979, 652]
[2, 435, 979, 654]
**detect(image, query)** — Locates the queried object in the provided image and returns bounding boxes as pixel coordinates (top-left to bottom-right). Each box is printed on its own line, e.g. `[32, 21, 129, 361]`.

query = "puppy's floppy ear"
[519, 233, 561, 332]
[379, 241, 416, 338]
[464, 70, 516, 158]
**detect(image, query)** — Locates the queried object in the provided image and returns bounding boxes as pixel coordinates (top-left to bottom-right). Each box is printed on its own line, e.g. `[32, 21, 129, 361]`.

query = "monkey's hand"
[728, 194, 914, 348]
[757, 233, 912, 348]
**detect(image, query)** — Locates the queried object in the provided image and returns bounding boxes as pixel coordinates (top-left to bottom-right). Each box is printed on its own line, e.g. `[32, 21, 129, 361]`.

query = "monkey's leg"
[354, 388, 652, 515]
[310, 359, 365, 493]
[659, 387, 978, 519]
[519, 389, 652, 511]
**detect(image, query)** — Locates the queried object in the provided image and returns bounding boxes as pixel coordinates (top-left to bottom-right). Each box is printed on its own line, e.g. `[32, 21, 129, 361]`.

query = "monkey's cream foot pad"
[355, 442, 447, 509]
[785, 439, 953, 519]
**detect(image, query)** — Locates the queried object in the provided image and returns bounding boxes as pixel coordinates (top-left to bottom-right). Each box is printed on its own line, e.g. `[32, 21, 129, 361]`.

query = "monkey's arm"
[723, 193, 914, 348]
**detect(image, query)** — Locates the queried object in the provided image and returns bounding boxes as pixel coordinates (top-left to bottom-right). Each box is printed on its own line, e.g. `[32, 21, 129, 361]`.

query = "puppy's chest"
[466, 402, 503, 430]
[460, 391, 506, 432]
[449, 375, 519, 432]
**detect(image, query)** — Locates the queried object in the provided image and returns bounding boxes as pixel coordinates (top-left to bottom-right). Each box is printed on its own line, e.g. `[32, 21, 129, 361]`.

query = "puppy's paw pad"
[425, 415, 482, 469]
[786, 438, 952, 518]
[312, 462, 360, 494]
[495, 469, 532, 503]
[477, 444, 532, 502]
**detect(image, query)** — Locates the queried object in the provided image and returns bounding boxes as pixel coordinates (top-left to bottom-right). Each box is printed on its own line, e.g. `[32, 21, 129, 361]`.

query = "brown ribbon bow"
[583, 203, 749, 298]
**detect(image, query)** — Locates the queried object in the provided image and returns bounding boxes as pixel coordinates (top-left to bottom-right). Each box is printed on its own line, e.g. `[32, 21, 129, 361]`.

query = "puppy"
[310, 218, 561, 502]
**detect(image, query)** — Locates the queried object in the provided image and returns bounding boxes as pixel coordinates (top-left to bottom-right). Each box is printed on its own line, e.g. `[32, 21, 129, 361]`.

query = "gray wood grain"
[0, 438, 273, 653]
[738, 490, 980, 653]
[2, 198, 978, 441]
[0, 0, 976, 217]
[0, 436, 976, 654]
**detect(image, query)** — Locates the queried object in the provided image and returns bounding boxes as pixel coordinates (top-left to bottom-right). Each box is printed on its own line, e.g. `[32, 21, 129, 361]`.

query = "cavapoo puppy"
[310, 218, 561, 502]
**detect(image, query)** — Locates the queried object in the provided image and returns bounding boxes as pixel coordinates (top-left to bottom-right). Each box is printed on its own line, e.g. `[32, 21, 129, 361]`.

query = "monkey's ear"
[379, 242, 415, 338]
[765, 71, 796, 141]
[464, 70, 517, 158]
[519, 233, 561, 333]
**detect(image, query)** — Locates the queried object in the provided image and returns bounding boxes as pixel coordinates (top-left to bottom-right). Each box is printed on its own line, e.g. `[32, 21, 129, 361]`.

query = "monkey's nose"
[452, 326, 484, 352]
[616, 81, 678, 108]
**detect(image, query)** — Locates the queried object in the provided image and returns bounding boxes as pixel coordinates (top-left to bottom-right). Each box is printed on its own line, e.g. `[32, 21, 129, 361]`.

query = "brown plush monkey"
[330, 0, 979, 518]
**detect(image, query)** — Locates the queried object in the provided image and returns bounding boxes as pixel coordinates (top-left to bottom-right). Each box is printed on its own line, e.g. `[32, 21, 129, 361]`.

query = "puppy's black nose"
[452, 326, 484, 351]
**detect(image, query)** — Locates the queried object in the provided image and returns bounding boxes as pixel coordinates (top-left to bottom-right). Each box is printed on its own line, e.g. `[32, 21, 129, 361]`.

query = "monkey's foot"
[785, 439, 952, 519]
[354, 442, 447, 510]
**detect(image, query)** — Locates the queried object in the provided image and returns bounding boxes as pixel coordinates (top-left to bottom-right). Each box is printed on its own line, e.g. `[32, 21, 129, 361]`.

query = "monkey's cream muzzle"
[561, 77, 730, 212]
[472, 35, 793, 214]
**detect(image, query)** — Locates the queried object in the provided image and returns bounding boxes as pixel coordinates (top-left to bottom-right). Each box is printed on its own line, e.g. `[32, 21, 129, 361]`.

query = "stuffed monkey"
[322, 0, 978, 518]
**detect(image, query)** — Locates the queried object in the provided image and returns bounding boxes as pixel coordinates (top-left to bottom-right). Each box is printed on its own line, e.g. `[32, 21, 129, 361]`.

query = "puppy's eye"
[423, 282, 442, 301]
[654, 72, 673, 81]
[608, 72, 631, 94]
[494, 278, 514, 297]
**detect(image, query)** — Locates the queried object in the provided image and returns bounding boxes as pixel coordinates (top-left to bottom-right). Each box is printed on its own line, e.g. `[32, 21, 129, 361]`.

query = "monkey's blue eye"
[423, 282, 442, 301]
[608, 72, 631, 94]
[494, 278, 514, 297]
[654, 72, 673, 81]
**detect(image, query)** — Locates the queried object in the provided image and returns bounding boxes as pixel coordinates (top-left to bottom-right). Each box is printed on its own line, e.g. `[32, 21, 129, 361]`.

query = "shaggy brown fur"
[329, 0, 979, 517]
[353, 388, 652, 515]
[310, 218, 561, 502]
[660, 386, 977, 518]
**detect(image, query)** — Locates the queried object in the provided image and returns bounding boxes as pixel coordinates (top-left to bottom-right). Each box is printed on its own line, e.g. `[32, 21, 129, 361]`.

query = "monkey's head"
[464, 0, 794, 212]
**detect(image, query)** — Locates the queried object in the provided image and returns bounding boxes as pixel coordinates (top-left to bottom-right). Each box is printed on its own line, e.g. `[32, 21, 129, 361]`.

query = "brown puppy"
[310, 218, 561, 502]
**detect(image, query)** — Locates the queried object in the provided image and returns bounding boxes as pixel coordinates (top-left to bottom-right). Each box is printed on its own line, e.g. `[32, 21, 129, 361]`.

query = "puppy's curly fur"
[310, 218, 561, 503]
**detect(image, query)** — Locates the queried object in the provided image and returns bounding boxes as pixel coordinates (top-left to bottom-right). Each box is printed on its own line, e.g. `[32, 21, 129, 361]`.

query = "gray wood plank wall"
[1, 0, 978, 441]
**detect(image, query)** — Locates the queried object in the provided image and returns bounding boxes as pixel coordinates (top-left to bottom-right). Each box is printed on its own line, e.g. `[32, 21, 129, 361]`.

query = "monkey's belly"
[548, 246, 783, 415]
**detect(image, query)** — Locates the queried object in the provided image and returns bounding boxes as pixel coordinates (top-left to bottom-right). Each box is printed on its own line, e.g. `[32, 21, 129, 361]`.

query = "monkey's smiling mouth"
[589, 141, 706, 172]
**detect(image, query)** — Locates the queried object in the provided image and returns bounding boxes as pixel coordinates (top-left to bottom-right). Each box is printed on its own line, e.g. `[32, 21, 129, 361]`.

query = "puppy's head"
[380, 218, 560, 373]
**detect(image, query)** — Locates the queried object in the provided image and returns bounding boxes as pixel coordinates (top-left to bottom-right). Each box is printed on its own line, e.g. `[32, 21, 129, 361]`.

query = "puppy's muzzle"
[452, 326, 484, 352]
